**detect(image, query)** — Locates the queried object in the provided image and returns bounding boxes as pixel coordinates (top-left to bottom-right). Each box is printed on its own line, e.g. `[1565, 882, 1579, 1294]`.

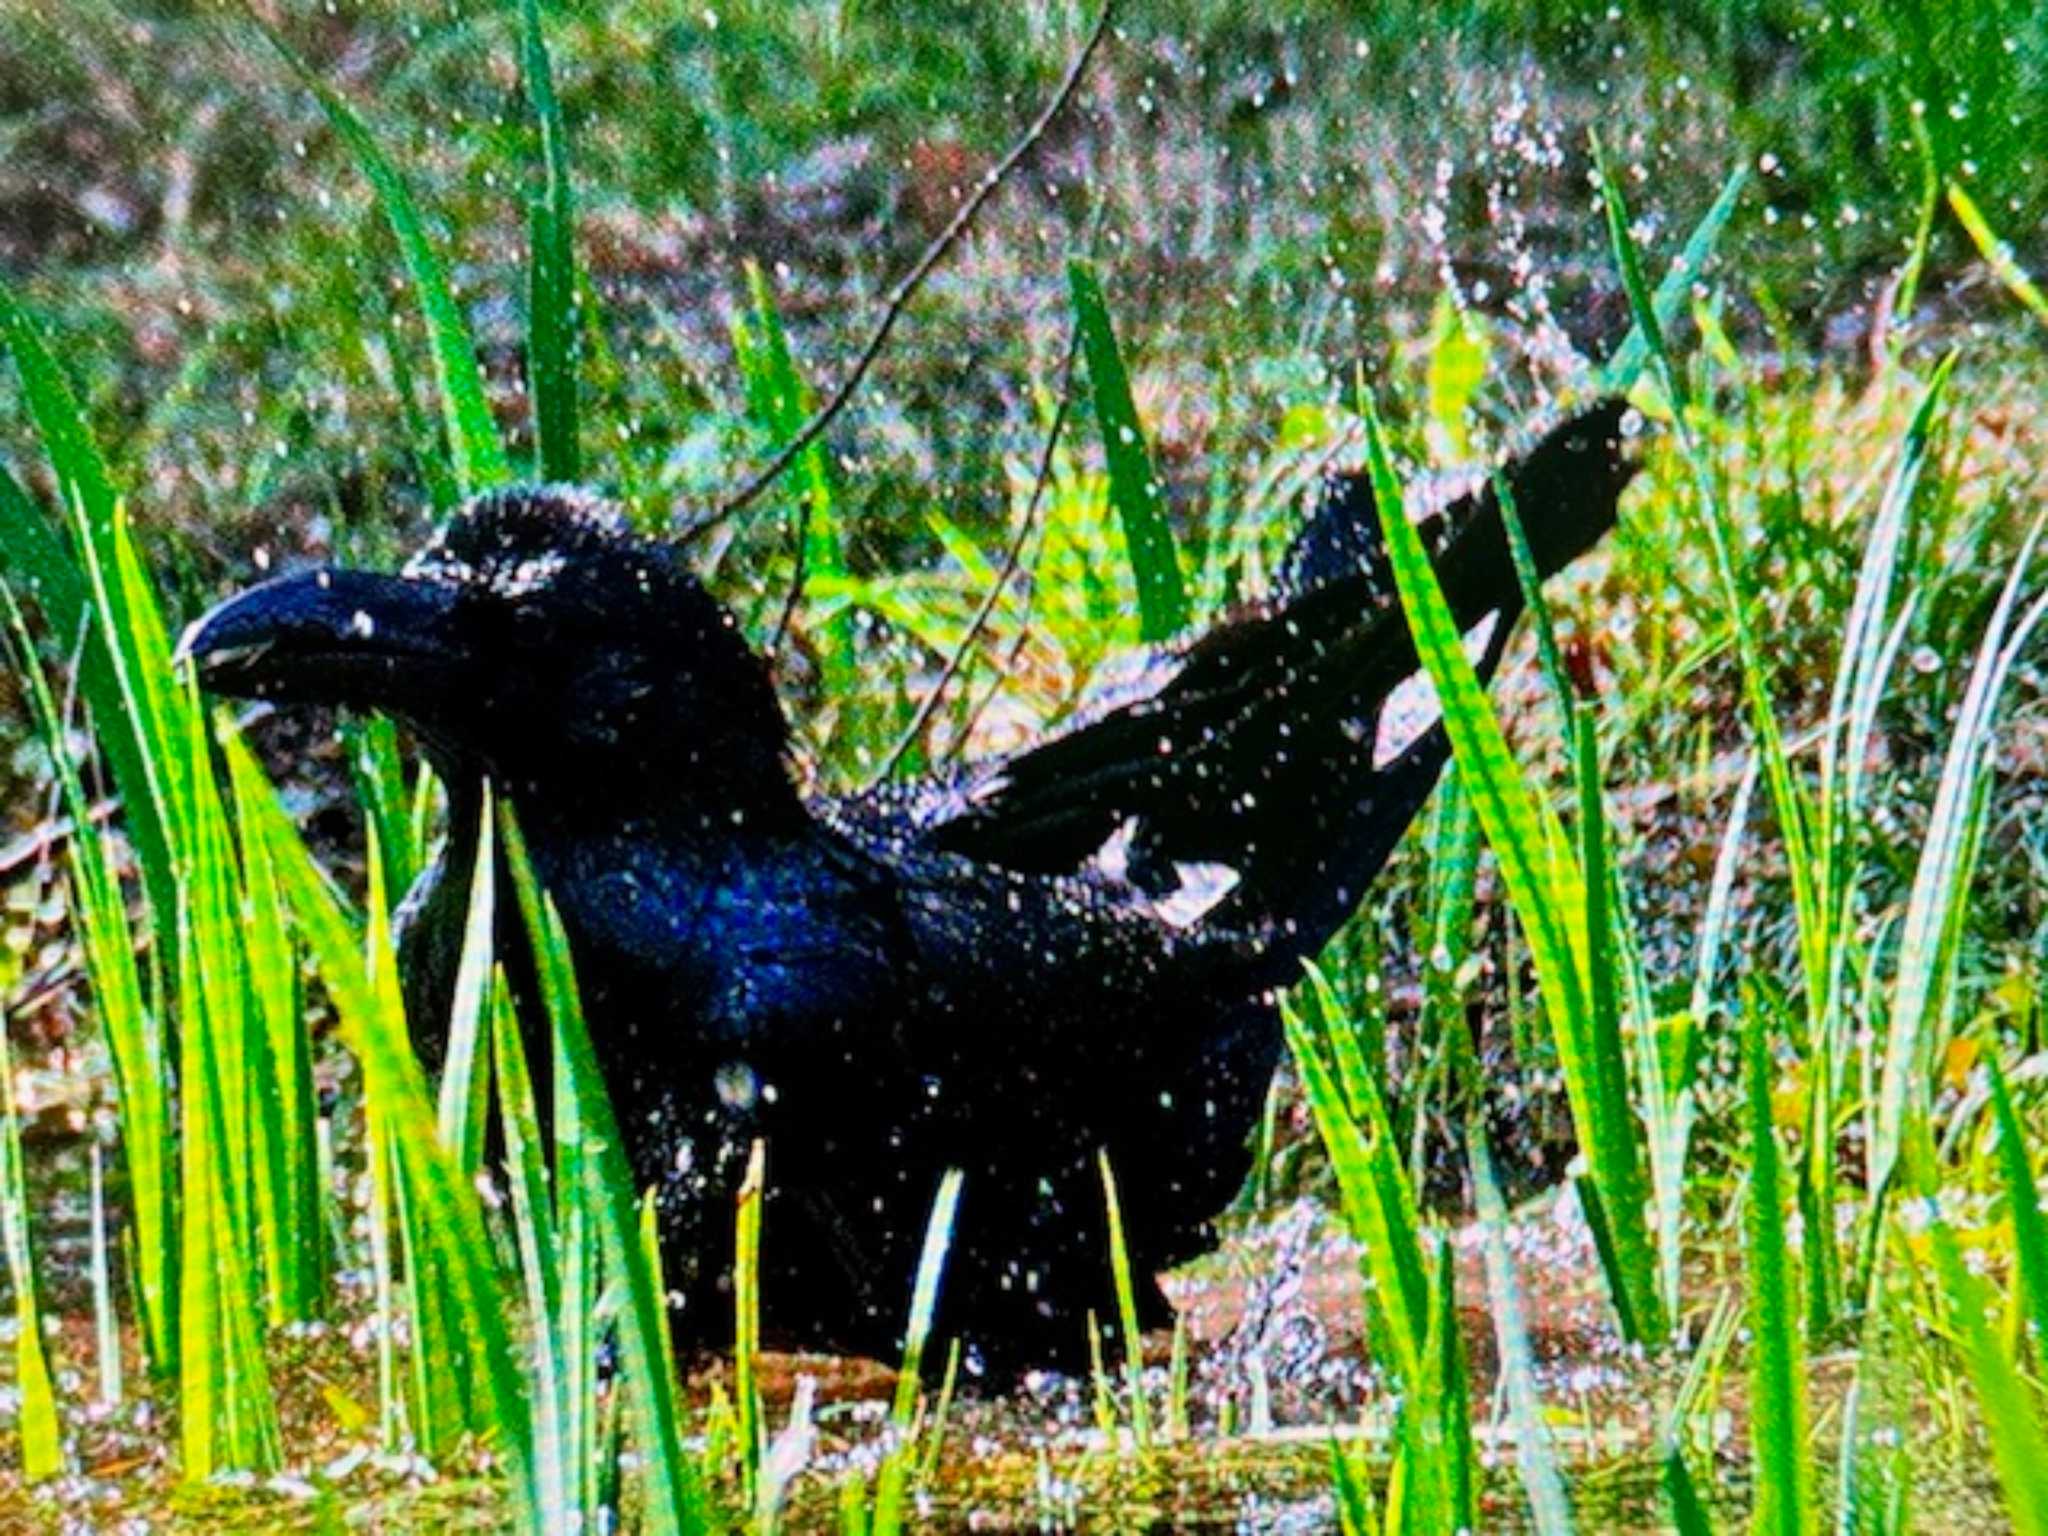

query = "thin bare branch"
[707, 2, 1114, 529]
[869, 321, 1083, 787]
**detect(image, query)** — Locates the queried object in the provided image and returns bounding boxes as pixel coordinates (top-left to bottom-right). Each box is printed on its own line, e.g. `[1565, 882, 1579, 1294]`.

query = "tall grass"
[8, 3, 2048, 1530]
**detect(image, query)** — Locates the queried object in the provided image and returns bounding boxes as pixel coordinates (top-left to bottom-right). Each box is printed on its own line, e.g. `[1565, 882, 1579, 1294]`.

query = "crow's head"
[179, 486, 797, 821]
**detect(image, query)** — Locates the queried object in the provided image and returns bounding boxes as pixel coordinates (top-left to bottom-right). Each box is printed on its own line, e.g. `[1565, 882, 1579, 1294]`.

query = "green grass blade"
[499, 807, 704, 1535]
[1067, 258, 1188, 642]
[344, 717, 420, 914]
[1987, 1060, 2048, 1370]
[1364, 400, 1663, 1343]
[0, 289, 177, 929]
[520, 0, 580, 482]
[1742, 1005, 1810, 1536]
[1926, 1210, 2048, 1536]
[1599, 164, 1747, 396]
[1873, 519, 2048, 1194]
[257, 802, 534, 1512]
[1283, 963, 1427, 1392]
[260, 23, 510, 493]
[1423, 1235, 1476, 1533]
[731, 262, 847, 668]
[1096, 1153, 1152, 1452]
[1663, 1446, 1716, 1536]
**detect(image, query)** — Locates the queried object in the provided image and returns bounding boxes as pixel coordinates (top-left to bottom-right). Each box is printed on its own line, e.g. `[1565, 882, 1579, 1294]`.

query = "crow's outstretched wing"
[910, 399, 1636, 968]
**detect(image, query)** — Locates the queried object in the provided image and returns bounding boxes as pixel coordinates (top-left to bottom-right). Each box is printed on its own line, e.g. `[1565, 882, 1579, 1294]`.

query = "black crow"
[180, 399, 1635, 1378]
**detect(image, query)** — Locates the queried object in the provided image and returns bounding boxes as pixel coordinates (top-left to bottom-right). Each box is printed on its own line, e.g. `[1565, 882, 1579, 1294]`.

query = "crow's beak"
[175, 567, 464, 708]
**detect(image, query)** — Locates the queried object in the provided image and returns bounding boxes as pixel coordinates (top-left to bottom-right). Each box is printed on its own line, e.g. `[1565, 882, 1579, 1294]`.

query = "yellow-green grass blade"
[0, 287, 177, 929]
[225, 730, 324, 1324]
[0, 997, 62, 1482]
[1, 587, 178, 1372]
[1284, 963, 1427, 1396]
[1947, 182, 2048, 334]
[1363, 400, 1663, 1343]
[500, 807, 706, 1535]
[1095, 1153, 1152, 1453]
[258, 803, 535, 1516]
[734, 1138, 766, 1505]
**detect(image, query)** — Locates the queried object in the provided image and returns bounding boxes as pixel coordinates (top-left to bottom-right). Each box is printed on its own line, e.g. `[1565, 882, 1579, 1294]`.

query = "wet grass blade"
[1924, 1198, 2048, 1536]
[1987, 1060, 2048, 1371]
[260, 23, 510, 493]
[1068, 258, 1188, 641]
[735, 1139, 767, 1506]
[0, 998, 61, 1482]
[1599, 164, 1747, 396]
[1947, 183, 2048, 333]
[1872, 518, 2048, 1195]
[0, 283, 176, 930]
[1364, 399, 1664, 1344]
[520, 0, 580, 481]
[873, 1169, 964, 1534]
[1742, 1004, 1809, 1536]
[500, 807, 705, 1535]
[1097, 1152, 1152, 1452]
[257, 804, 535, 1516]
[890, 1169, 964, 1428]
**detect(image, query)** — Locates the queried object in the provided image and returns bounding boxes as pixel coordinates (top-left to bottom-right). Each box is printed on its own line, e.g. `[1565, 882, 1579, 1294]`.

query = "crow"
[180, 398, 1636, 1380]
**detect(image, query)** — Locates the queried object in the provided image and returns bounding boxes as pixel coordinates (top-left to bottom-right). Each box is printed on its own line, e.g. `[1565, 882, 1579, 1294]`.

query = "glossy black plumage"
[180, 399, 1635, 1379]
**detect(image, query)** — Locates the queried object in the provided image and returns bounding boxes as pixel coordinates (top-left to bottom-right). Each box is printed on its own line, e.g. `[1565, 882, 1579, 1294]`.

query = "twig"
[869, 321, 1084, 786]
[708, 1, 1115, 528]
[0, 800, 121, 881]
[766, 492, 813, 660]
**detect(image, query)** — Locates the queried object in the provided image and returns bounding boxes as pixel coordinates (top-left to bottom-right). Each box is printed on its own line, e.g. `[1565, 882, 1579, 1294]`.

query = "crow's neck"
[442, 742, 811, 854]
